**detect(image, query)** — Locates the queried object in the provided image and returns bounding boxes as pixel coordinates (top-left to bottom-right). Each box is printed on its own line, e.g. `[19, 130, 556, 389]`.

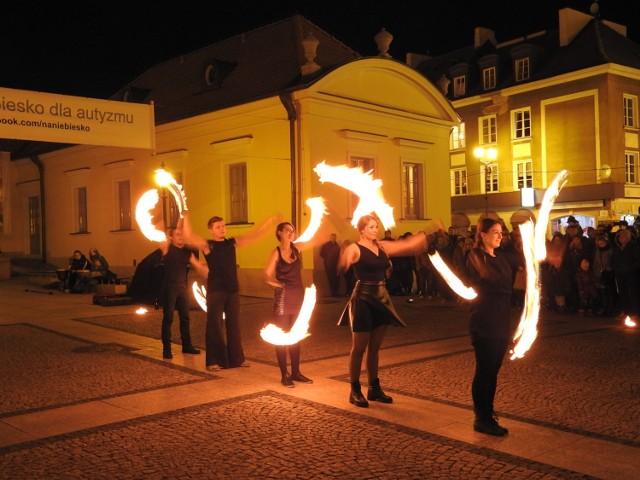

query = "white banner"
[0, 87, 155, 149]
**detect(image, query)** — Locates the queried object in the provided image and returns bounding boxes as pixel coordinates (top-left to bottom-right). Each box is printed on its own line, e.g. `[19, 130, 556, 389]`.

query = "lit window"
[482, 67, 496, 90]
[514, 160, 533, 189]
[451, 168, 468, 196]
[483, 163, 499, 193]
[453, 75, 466, 97]
[625, 152, 638, 184]
[450, 123, 466, 150]
[623, 94, 637, 128]
[512, 108, 531, 139]
[402, 163, 424, 220]
[479, 115, 497, 145]
[515, 58, 530, 81]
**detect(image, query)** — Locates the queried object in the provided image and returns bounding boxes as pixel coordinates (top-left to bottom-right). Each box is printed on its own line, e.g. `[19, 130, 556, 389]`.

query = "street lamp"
[473, 147, 497, 215]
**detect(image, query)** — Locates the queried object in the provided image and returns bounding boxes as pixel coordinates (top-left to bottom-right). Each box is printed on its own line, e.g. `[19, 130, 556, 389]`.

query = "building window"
[402, 163, 424, 220]
[117, 180, 131, 230]
[483, 163, 499, 193]
[625, 152, 638, 184]
[453, 75, 466, 97]
[451, 168, 468, 196]
[512, 108, 531, 139]
[349, 156, 375, 215]
[514, 160, 533, 189]
[479, 115, 497, 145]
[228, 163, 248, 223]
[623, 94, 637, 128]
[75, 186, 88, 233]
[515, 57, 530, 82]
[450, 123, 466, 150]
[482, 67, 496, 90]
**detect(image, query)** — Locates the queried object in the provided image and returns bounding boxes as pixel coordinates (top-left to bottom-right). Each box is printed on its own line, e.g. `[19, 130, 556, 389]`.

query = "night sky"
[1, 1, 637, 99]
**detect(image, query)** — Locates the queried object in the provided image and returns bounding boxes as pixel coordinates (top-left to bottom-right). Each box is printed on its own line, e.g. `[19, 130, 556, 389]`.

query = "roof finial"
[590, 0, 600, 18]
[374, 28, 393, 58]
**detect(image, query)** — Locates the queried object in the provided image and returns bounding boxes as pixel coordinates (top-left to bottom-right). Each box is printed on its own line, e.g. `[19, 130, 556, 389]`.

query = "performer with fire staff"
[338, 214, 439, 408]
[465, 218, 521, 436]
[263, 222, 317, 387]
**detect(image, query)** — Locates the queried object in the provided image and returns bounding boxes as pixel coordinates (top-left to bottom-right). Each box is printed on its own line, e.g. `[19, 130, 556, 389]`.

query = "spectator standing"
[319, 233, 341, 297]
[612, 228, 640, 320]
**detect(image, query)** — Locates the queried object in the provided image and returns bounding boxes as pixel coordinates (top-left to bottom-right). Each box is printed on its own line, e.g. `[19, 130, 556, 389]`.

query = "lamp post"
[473, 147, 497, 216]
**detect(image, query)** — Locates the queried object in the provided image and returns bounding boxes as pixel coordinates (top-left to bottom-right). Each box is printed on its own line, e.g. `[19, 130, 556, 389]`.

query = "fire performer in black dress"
[264, 222, 314, 388]
[465, 217, 519, 436]
[338, 214, 433, 408]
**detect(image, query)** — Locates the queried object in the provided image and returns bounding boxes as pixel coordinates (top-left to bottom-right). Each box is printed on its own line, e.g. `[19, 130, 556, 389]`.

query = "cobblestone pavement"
[0, 276, 638, 479]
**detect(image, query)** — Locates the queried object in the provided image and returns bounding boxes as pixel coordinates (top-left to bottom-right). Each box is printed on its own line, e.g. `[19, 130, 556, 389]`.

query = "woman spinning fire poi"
[338, 214, 441, 408]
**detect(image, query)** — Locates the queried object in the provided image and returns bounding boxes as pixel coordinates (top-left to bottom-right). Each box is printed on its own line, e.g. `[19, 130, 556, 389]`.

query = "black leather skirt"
[338, 280, 406, 331]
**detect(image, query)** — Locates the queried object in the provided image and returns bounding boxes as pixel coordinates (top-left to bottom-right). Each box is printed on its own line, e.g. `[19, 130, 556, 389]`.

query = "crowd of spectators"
[388, 215, 639, 320]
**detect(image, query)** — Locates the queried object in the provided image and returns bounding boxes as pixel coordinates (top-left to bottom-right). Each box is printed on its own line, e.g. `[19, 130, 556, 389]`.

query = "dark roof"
[416, 17, 640, 100]
[112, 15, 360, 125]
[2, 15, 360, 159]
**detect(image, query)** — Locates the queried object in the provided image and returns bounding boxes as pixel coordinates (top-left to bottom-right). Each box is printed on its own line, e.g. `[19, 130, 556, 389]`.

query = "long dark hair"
[474, 218, 500, 249]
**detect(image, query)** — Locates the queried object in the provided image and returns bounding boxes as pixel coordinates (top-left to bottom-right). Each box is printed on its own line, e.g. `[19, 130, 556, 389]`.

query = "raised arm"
[181, 212, 209, 252]
[235, 213, 282, 248]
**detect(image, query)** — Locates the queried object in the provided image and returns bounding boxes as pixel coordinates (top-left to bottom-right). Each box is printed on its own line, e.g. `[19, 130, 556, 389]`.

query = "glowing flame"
[155, 168, 188, 214]
[510, 170, 568, 360]
[135, 307, 148, 314]
[135, 189, 167, 242]
[260, 284, 317, 345]
[313, 161, 395, 230]
[429, 251, 477, 300]
[624, 316, 637, 327]
[294, 197, 327, 244]
[192, 281, 207, 311]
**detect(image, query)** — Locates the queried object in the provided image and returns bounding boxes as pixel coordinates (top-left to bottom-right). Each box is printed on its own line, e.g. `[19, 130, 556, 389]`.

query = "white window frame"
[482, 67, 496, 90]
[451, 167, 468, 196]
[450, 123, 466, 150]
[512, 108, 531, 139]
[514, 160, 533, 189]
[623, 94, 637, 128]
[482, 163, 499, 193]
[625, 152, 638, 184]
[515, 57, 530, 82]
[401, 162, 424, 220]
[479, 115, 497, 145]
[453, 75, 466, 97]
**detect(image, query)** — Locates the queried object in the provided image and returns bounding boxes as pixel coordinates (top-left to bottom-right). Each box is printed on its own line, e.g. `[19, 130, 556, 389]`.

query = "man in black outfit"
[159, 227, 201, 359]
[320, 233, 341, 297]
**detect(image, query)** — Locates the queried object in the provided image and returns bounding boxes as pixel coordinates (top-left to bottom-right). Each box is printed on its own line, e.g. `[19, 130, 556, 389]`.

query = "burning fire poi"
[294, 197, 327, 244]
[260, 284, 317, 345]
[314, 161, 395, 229]
[429, 251, 477, 300]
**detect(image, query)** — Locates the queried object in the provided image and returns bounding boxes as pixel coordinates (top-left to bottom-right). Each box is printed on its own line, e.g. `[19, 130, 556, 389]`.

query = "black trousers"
[471, 335, 510, 420]
[161, 284, 192, 349]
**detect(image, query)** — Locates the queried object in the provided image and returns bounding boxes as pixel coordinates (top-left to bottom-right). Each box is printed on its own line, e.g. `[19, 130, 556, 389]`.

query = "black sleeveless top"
[353, 243, 390, 282]
[204, 238, 238, 292]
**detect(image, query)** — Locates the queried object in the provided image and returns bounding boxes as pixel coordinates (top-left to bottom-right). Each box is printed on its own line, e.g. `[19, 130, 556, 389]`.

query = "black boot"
[473, 413, 507, 437]
[367, 378, 393, 403]
[349, 381, 369, 408]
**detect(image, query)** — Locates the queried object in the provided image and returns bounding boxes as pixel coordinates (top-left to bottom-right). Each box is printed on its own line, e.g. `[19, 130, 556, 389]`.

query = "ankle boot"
[349, 381, 369, 408]
[367, 378, 393, 403]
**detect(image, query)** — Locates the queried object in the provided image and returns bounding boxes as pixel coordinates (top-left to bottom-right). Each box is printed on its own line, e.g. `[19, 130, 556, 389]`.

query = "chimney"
[474, 27, 496, 48]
